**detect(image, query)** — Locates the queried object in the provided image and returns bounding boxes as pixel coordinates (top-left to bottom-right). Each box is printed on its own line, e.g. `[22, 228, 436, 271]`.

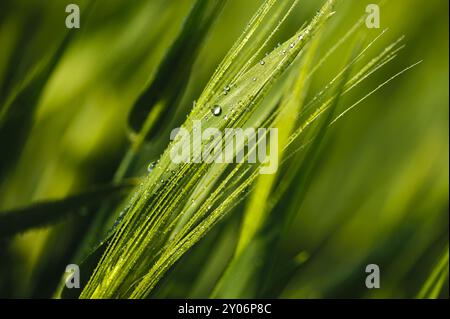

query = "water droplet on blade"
[211, 105, 222, 116]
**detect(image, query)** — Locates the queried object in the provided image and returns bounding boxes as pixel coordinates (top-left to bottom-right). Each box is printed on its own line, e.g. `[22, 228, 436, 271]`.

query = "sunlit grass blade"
[78, 0, 337, 299]
[210, 22, 326, 299]
[417, 245, 449, 299]
[71, 0, 227, 260]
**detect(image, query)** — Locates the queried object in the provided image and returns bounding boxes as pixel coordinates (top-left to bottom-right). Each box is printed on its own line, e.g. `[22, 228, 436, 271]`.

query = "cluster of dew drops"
[210, 83, 233, 118]
[147, 30, 312, 177]
[208, 31, 308, 121]
[141, 30, 315, 217]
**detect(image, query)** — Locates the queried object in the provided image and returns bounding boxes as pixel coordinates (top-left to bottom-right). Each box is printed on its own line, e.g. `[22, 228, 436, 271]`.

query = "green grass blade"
[210, 21, 327, 299]
[79, 0, 337, 299]
[417, 245, 449, 299]
[0, 32, 73, 182]
[0, 179, 139, 238]
[128, 0, 227, 145]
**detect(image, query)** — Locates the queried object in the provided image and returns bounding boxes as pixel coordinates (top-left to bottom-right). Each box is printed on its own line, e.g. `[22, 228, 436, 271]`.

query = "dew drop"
[252, 77, 257, 81]
[147, 162, 155, 173]
[260, 60, 265, 65]
[211, 105, 222, 116]
[290, 42, 295, 48]
[224, 85, 231, 92]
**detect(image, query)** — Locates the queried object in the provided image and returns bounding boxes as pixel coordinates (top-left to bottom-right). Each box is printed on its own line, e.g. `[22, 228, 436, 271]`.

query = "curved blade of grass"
[0, 33, 73, 182]
[417, 245, 449, 299]
[0, 3, 95, 183]
[261, 55, 355, 297]
[213, 38, 355, 298]
[0, 9, 42, 107]
[195, 0, 278, 108]
[79, 0, 336, 299]
[263, 33, 404, 209]
[236, 25, 323, 258]
[71, 0, 228, 259]
[128, 0, 227, 145]
[331, 60, 423, 125]
[127, 0, 338, 300]
[76, 1, 282, 298]
[58, 237, 111, 299]
[210, 38, 323, 297]
[0, 179, 140, 238]
[208, 28, 411, 297]
[210, 25, 327, 296]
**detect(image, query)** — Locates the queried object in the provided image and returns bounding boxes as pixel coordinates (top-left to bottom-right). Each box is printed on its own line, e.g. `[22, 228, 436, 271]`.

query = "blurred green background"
[0, 0, 448, 298]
